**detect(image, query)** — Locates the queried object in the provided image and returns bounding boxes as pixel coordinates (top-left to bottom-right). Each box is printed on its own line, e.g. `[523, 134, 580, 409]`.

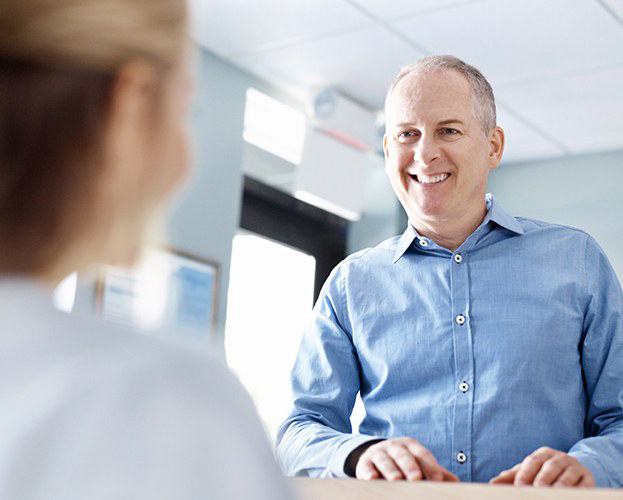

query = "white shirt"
[0, 279, 293, 500]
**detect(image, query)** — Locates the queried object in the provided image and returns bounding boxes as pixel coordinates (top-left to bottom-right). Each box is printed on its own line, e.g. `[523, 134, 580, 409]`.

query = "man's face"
[384, 69, 503, 226]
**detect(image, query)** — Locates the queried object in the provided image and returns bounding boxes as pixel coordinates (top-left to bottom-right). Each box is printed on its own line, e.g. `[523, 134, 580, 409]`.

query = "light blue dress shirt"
[276, 194, 623, 487]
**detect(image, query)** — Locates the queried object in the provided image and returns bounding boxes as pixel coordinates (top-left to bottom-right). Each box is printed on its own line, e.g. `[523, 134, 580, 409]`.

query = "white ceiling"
[190, 0, 623, 164]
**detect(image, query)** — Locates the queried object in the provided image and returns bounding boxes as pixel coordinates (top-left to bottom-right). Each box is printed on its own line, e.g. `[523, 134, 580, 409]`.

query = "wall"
[165, 50, 249, 338]
[488, 149, 623, 280]
[347, 155, 403, 254]
[167, 49, 311, 337]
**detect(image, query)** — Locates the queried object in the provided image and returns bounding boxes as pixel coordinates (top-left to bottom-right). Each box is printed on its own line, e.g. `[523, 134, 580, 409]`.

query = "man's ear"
[488, 126, 505, 170]
[383, 133, 391, 176]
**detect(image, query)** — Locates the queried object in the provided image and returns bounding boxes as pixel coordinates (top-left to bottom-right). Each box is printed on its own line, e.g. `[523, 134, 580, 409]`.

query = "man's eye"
[397, 131, 419, 142]
[441, 128, 460, 135]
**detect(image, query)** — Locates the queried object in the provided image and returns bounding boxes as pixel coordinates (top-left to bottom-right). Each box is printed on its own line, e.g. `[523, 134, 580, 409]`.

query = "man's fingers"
[356, 458, 381, 480]
[490, 464, 520, 484]
[489, 465, 519, 484]
[442, 469, 460, 482]
[577, 473, 596, 488]
[405, 442, 446, 481]
[533, 456, 567, 486]
[490, 452, 596, 489]
[370, 452, 405, 481]
[514, 449, 553, 485]
[356, 438, 458, 483]
[386, 445, 423, 481]
[489, 475, 513, 485]
[552, 467, 583, 488]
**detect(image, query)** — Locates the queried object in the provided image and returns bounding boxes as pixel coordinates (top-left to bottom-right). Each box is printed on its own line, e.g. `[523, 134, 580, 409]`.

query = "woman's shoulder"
[0, 278, 237, 404]
[0, 279, 292, 499]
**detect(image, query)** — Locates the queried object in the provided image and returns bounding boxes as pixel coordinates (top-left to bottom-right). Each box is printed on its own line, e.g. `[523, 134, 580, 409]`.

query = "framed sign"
[96, 247, 219, 336]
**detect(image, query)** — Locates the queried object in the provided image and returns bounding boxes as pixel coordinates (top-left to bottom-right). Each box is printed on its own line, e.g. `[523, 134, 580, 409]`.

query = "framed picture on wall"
[96, 247, 219, 336]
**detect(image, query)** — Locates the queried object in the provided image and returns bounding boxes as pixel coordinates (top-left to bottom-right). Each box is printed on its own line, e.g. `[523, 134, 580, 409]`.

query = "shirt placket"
[449, 247, 474, 481]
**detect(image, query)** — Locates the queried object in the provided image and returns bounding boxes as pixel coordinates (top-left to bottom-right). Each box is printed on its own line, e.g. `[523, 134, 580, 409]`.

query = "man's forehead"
[386, 69, 474, 125]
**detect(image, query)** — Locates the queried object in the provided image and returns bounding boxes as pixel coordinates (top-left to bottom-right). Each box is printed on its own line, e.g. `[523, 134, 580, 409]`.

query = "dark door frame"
[239, 175, 348, 302]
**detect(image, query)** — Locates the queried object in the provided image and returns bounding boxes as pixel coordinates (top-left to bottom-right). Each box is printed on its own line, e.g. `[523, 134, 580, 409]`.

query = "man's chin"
[408, 203, 451, 224]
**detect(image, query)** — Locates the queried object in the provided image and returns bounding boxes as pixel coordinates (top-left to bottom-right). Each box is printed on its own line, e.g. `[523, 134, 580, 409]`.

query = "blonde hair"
[0, 0, 186, 70]
[0, 0, 186, 275]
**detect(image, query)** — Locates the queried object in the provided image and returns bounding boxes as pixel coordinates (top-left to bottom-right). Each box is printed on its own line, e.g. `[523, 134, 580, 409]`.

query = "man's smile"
[408, 172, 451, 185]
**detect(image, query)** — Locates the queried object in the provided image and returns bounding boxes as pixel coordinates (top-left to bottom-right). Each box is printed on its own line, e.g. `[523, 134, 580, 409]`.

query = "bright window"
[225, 232, 315, 440]
[225, 231, 366, 441]
[53, 272, 77, 313]
[243, 88, 306, 165]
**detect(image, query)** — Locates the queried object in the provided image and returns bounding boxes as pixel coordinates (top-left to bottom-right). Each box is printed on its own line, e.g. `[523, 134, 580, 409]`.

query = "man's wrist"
[344, 439, 385, 477]
[568, 450, 611, 488]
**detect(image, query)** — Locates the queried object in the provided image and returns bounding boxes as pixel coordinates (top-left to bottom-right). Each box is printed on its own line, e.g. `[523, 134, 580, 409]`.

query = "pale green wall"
[165, 50, 249, 337]
[489, 149, 623, 280]
[165, 48, 307, 336]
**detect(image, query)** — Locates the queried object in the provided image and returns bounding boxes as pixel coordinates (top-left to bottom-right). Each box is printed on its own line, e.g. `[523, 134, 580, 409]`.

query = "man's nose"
[414, 134, 441, 167]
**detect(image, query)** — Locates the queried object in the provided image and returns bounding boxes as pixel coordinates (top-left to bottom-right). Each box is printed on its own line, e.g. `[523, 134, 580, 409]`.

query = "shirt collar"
[484, 193, 525, 236]
[393, 225, 419, 263]
[392, 193, 524, 263]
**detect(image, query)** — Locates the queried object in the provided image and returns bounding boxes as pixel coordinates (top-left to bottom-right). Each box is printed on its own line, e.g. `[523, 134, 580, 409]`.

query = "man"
[276, 55, 623, 488]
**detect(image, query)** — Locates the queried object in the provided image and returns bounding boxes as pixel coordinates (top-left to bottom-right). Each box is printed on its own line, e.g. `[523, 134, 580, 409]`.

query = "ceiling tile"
[189, 0, 372, 58]
[496, 66, 623, 154]
[390, 0, 623, 86]
[496, 105, 566, 164]
[233, 25, 425, 109]
[347, 0, 479, 21]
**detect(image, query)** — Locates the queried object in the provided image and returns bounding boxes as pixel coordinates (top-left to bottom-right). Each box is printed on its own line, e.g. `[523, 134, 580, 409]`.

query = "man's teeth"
[415, 173, 450, 184]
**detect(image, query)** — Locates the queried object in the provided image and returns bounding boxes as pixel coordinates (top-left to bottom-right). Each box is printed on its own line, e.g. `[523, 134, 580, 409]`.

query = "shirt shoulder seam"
[514, 217, 591, 237]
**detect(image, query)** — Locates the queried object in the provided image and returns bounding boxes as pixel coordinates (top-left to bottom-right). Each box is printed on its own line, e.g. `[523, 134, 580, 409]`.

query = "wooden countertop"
[290, 478, 623, 500]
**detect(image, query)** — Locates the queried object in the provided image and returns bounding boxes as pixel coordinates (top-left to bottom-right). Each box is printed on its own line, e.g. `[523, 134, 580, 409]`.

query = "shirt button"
[456, 452, 467, 464]
[455, 314, 466, 326]
[418, 238, 428, 247]
[459, 381, 470, 393]
[454, 253, 463, 263]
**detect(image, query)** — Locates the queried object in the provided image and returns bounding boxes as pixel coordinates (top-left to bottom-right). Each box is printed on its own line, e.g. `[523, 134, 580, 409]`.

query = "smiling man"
[276, 55, 623, 488]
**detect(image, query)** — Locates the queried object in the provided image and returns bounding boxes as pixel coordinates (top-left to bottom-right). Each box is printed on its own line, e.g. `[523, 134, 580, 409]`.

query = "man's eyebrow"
[392, 119, 465, 128]
[438, 119, 465, 126]
[394, 122, 416, 128]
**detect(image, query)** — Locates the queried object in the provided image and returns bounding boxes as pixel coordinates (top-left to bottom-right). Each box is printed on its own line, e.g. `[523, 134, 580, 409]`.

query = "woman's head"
[0, 0, 190, 283]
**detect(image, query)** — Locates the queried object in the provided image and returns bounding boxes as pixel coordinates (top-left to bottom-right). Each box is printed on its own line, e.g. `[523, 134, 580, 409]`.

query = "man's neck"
[411, 202, 488, 252]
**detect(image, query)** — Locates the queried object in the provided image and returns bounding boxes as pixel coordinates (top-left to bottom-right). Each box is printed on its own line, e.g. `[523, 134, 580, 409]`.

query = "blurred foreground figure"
[0, 1, 291, 498]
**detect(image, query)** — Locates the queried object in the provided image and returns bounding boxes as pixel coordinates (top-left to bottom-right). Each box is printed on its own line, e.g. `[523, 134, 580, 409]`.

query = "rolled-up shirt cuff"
[328, 435, 384, 478]
[568, 450, 611, 488]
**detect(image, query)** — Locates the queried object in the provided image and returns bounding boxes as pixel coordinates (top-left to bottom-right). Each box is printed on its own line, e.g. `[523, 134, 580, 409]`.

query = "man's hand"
[354, 437, 460, 482]
[489, 447, 595, 487]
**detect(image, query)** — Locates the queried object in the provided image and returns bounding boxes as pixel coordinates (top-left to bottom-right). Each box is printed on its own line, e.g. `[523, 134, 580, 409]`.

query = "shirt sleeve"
[275, 264, 379, 478]
[568, 235, 623, 488]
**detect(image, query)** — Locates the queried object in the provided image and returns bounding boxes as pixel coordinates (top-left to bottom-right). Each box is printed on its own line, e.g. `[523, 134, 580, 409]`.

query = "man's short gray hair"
[385, 55, 497, 133]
